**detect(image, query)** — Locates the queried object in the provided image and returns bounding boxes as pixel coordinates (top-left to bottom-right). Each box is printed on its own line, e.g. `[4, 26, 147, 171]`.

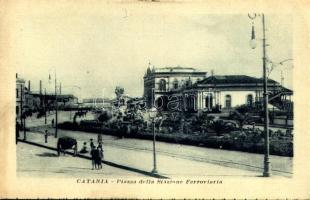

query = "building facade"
[143, 67, 293, 113]
[16, 74, 25, 120]
[182, 75, 293, 113]
[143, 65, 207, 107]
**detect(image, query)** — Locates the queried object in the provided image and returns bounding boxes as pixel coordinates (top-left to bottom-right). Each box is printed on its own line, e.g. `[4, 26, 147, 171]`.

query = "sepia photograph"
[1, 0, 310, 199]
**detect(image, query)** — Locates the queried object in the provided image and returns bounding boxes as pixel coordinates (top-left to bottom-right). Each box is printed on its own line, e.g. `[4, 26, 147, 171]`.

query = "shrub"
[208, 120, 238, 135]
[97, 111, 112, 122]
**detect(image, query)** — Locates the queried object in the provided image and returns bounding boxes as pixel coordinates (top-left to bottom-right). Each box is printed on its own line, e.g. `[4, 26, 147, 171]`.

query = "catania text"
[76, 179, 222, 184]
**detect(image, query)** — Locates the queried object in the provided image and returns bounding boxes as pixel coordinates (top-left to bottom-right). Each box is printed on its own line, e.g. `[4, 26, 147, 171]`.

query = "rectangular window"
[16, 88, 19, 98]
[16, 106, 19, 115]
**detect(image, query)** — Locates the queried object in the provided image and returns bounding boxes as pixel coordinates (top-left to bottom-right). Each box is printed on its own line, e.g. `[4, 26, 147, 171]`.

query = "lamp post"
[44, 88, 47, 125]
[149, 107, 158, 174]
[248, 13, 271, 177]
[54, 71, 58, 138]
[48, 68, 58, 138]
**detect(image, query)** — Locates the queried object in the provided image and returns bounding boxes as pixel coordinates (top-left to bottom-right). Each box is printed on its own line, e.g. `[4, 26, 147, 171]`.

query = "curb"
[17, 139, 169, 179]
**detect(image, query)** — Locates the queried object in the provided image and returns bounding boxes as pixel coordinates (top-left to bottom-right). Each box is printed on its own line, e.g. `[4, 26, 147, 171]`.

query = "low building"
[182, 75, 293, 113]
[82, 98, 112, 109]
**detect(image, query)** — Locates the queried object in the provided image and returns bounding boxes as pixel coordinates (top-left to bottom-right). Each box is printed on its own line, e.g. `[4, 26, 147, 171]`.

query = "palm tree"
[115, 86, 124, 107]
[230, 109, 250, 131]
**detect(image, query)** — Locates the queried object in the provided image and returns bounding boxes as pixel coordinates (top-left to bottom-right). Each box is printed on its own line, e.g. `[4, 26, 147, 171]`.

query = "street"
[18, 129, 292, 178]
[18, 111, 293, 178]
[17, 142, 143, 178]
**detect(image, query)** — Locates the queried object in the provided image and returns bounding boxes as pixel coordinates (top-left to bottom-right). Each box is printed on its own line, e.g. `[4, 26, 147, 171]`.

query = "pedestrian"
[96, 146, 103, 169]
[90, 147, 96, 170]
[90, 138, 95, 150]
[97, 142, 104, 160]
[44, 129, 48, 143]
[52, 119, 55, 128]
[97, 133, 102, 144]
[80, 142, 88, 153]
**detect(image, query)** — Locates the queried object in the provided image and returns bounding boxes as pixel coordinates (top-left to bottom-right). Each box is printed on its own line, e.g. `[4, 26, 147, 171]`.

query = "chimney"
[39, 80, 42, 95]
[28, 80, 31, 92]
[16, 73, 18, 78]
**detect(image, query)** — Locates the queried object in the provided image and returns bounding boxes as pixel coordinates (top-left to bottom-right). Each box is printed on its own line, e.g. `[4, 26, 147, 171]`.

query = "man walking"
[44, 129, 48, 143]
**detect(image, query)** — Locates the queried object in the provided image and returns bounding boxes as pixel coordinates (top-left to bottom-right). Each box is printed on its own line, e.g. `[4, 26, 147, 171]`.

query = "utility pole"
[262, 14, 270, 177]
[281, 70, 284, 86]
[249, 13, 271, 177]
[55, 70, 58, 138]
[20, 85, 26, 141]
[151, 117, 158, 174]
[44, 88, 47, 125]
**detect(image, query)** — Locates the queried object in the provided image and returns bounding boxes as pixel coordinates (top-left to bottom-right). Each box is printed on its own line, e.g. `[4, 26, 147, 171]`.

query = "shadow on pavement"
[66, 167, 93, 170]
[36, 152, 58, 157]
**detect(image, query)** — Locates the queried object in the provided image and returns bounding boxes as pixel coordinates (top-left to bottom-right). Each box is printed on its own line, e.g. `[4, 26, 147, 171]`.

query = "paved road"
[17, 142, 144, 178]
[19, 129, 292, 178]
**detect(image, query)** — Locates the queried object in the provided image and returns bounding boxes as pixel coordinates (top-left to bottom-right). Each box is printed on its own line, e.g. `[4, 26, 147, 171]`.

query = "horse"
[57, 136, 78, 156]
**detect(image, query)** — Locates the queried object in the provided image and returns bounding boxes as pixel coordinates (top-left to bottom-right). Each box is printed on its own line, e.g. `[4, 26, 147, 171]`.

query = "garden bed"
[58, 120, 293, 157]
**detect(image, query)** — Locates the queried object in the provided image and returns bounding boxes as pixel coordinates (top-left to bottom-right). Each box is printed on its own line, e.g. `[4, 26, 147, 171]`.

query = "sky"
[13, 6, 293, 100]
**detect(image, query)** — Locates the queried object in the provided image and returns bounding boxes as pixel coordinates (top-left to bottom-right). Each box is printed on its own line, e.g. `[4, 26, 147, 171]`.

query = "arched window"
[225, 94, 232, 108]
[247, 94, 253, 107]
[158, 79, 166, 91]
[205, 93, 213, 109]
[185, 78, 192, 87]
[173, 79, 179, 90]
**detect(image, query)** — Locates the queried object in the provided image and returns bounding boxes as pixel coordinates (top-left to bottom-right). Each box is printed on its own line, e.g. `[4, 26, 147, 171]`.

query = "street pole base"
[263, 159, 271, 177]
[151, 168, 158, 174]
[263, 171, 271, 177]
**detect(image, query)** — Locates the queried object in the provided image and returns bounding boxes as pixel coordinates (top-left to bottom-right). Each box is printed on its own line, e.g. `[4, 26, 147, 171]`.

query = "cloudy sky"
[13, 4, 293, 100]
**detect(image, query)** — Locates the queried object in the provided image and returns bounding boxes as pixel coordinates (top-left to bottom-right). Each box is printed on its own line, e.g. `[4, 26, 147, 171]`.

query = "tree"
[230, 105, 253, 131]
[98, 110, 112, 122]
[115, 86, 125, 107]
[209, 119, 236, 136]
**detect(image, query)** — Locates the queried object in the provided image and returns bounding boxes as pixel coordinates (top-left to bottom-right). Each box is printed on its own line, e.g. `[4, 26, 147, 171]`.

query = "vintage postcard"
[0, 0, 310, 199]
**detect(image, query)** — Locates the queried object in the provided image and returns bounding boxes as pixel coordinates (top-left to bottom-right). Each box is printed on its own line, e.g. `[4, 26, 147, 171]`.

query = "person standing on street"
[90, 147, 96, 170]
[90, 138, 95, 150]
[98, 142, 104, 161]
[97, 133, 102, 145]
[44, 129, 48, 143]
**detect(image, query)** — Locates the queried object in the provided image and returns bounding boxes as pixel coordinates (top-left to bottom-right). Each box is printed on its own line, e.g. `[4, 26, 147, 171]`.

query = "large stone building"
[143, 65, 207, 107]
[143, 67, 293, 113]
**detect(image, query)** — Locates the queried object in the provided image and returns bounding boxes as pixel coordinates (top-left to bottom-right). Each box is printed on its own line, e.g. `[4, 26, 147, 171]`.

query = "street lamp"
[149, 107, 158, 174]
[248, 13, 271, 177]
